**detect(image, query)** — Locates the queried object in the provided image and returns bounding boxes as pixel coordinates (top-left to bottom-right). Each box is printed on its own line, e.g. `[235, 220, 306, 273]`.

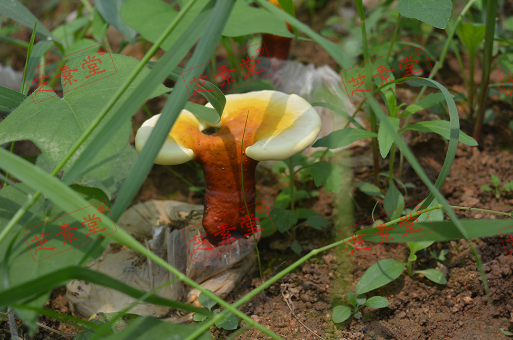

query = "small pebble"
[306, 301, 312, 308]
[251, 315, 261, 323]
[396, 311, 406, 319]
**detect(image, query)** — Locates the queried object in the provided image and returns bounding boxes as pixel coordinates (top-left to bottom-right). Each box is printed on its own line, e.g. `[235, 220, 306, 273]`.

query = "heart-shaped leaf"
[332, 305, 351, 323]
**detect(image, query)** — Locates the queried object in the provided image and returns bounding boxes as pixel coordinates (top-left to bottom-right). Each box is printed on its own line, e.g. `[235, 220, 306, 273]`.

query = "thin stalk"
[468, 50, 476, 118]
[450, 205, 511, 216]
[451, 40, 468, 98]
[240, 112, 263, 286]
[289, 157, 296, 240]
[473, 0, 498, 142]
[164, 165, 204, 195]
[355, 0, 379, 185]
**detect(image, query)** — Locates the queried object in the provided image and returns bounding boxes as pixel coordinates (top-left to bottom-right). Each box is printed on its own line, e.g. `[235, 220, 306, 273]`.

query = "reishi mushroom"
[135, 90, 321, 247]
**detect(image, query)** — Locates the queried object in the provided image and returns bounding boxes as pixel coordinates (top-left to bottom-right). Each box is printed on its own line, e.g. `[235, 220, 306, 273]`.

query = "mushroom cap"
[135, 110, 207, 165]
[206, 90, 321, 161]
[135, 90, 321, 164]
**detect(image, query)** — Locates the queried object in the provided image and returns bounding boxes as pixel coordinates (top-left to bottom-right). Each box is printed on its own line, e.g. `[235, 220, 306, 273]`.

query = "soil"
[2, 1, 513, 340]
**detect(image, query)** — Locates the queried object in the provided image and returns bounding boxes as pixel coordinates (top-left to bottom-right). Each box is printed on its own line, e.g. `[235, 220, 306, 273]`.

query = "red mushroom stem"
[192, 118, 259, 247]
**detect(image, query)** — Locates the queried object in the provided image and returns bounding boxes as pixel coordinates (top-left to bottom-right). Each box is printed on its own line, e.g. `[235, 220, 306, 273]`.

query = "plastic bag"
[66, 200, 257, 322]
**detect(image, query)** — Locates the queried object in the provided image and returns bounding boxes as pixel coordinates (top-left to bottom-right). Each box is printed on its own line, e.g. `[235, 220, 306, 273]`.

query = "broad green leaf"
[378, 117, 400, 158]
[308, 161, 344, 194]
[198, 290, 217, 311]
[0, 184, 110, 328]
[270, 208, 297, 233]
[457, 23, 486, 55]
[364, 296, 389, 309]
[407, 240, 435, 256]
[61, 2, 213, 193]
[104, 316, 212, 339]
[384, 183, 404, 220]
[500, 328, 513, 337]
[491, 174, 501, 187]
[120, 0, 294, 52]
[0, 54, 169, 197]
[413, 268, 447, 284]
[397, 0, 453, 29]
[94, 0, 138, 45]
[480, 185, 492, 192]
[360, 218, 513, 244]
[197, 80, 226, 119]
[0, 0, 56, 39]
[356, 294, 367, 307]
[92, 8, 109, 42]
[290, 240, 302, 254]
[295, 208, 318, 219]
[399, 93, 445, 118]
[355, 182, 384, 198]
[214, 311, 238, 330]
[355, 259, 405, 294]
[404, 120, 478, 146]
[332, 305, 351, 323]
[0, 86, 25, 111]
[185, 102, 220, 125]
[303, 215, 328, 230]
[313, 128, 377, 149]
[193, 312, 208, 322]
[347, 292, 357, 308]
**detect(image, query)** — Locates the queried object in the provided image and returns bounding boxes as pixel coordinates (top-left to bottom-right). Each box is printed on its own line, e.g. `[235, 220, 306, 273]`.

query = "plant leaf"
[0, 0, 56, 39]
[457, 23, 486, 55]
[491, 174, 500, 187]
[311, 102, 365, 130]
[413, 268, 447, 284]
[214, 311, 238, 330]
[407, 240, 435, 256]
[384, 183, 404, 221]
[94, 0, 138, 45]
[0, 86, 26, 111]
[185, 102, 220, 125]
[308, 161, 344, 194]
[404, 120, 478, 146]
[500, 328, 513, 337]
[354, 312, 362, 319]
[399, 93, 445, 118]
[364, 296, 389, 309]
[270, 208, 297, 233]
[303, 215, 328, 230]
[22, 40, 54, 96]
[355, 182, 384, 198]
[356, 294, 367, 307]
[355, 259, 405, 294]
[0, 54, 169, 197]
[378, 117, 400, 158]
[415, 197, 443, 223]
[332, 305, 351, 323]
[397, 0, 453, 29]
[290, 240, 302, 254]
[198, 290, 217, 311]
[347, 292, 357, 309]
[313, 128, 377, 149]
[480, 185, 492, 192]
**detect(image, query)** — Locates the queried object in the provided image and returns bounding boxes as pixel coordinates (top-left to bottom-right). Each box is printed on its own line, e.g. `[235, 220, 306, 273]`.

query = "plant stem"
[406, 261, 412, 276]
[473, 0, 498, 142]
[468, 50, 476, 118]
[450, 205, 511, 216]
[354, 0, 379, 185]
[289, 157, 296, 240]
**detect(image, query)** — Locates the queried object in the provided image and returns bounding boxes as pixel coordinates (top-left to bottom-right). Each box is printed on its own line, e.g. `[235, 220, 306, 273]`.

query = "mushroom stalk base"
[196, 126, 259, 247]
